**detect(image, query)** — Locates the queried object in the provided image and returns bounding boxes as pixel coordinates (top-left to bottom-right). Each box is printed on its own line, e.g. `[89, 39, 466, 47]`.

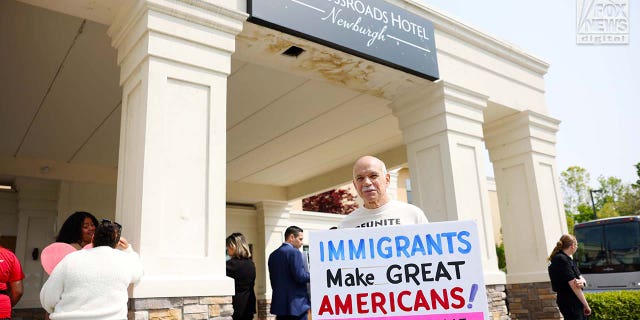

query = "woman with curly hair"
[56, 211, 99, 250]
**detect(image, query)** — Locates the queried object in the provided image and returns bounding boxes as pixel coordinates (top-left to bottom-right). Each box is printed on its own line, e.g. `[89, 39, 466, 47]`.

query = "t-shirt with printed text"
[338, 200, 428, 228]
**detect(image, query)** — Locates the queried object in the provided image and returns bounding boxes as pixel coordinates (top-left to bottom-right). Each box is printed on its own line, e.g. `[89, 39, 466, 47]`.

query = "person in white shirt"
[339, 155, 428, 228]
[40, 219, 143, 320]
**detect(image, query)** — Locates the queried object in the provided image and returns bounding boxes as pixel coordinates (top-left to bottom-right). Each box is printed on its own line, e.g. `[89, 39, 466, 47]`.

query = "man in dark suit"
[268, 226, 310, 320]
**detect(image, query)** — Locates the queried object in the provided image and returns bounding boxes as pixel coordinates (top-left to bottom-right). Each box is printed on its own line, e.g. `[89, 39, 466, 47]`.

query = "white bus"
[574, 216, 640, 290]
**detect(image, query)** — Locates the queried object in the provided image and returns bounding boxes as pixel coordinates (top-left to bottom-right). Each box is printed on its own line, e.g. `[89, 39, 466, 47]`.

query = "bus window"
[575, 225, 604, 273]
[604, 222, 640, 272]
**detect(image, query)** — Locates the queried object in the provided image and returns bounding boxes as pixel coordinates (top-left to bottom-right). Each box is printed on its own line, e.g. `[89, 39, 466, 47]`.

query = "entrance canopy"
[1, 0, 547, 204]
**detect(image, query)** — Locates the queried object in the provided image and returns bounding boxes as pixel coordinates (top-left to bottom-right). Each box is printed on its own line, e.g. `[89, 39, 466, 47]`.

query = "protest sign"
[309, 220, 488, 320]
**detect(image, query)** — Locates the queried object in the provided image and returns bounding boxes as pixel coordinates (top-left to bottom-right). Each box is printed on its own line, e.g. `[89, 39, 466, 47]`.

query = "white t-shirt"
[338, 200, 428, 228]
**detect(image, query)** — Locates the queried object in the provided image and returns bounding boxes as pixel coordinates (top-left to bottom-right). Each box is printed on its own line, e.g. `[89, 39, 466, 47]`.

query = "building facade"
[1, 0, 566, 319]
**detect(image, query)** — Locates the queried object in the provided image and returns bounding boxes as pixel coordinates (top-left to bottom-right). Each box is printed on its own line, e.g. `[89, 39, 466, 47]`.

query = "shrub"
[302, 188, 358, 215]
[585, 290, 640, 319]
[495, 243, 506, 272]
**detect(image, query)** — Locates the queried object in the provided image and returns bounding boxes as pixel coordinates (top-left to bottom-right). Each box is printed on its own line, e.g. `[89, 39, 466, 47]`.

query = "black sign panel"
[248, 0, 439, 81]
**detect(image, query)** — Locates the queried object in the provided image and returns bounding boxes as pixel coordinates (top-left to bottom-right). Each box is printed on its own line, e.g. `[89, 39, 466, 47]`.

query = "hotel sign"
[248, 0, 439, 81]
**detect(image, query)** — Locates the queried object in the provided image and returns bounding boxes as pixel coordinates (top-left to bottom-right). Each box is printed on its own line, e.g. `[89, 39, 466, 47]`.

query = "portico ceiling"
[0, 0, 418, 197]
[2, 0, 539, 201]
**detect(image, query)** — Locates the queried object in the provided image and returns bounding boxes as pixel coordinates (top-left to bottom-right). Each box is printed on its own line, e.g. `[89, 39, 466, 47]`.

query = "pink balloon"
[41, 242, 76, 275]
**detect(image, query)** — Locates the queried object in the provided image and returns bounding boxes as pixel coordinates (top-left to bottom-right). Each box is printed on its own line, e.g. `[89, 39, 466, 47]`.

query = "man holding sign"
[312, 156, 488, 319]
[339, 156, 428, 229]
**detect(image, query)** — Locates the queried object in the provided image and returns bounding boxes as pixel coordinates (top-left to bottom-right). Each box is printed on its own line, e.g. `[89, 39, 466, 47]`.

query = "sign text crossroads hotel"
[248, 0, 439, 81]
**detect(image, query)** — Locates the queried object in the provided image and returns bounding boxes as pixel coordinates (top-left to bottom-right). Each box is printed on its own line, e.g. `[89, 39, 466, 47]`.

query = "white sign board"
[309, 220, 488, 320]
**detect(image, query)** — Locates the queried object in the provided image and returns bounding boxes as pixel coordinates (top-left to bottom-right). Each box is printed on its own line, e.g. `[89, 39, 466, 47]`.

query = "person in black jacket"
[548, 234, 591, 320]
[226, 233, 256, 320]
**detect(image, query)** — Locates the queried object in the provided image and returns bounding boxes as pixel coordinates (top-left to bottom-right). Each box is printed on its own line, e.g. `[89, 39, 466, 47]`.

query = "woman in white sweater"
[40, 220, 143, 320]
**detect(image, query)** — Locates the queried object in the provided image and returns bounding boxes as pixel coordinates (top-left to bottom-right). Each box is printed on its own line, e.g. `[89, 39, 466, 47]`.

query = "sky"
[417, 0, 639, 186]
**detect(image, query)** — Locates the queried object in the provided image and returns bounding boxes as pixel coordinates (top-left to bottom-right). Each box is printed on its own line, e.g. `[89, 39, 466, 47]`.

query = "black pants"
[557, 298, 587, 320]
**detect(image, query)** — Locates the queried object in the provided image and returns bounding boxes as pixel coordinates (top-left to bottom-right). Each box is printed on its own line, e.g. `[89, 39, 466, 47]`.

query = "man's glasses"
[101, 219, 122, 230]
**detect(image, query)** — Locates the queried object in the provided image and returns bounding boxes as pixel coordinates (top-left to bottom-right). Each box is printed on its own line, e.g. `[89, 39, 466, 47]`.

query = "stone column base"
[11, 296, 234, 320]
[129, 296, 233, 320]
[506, 282, 561, 319]
[486, 284, 510, 320]
[257, 299, 274, 320]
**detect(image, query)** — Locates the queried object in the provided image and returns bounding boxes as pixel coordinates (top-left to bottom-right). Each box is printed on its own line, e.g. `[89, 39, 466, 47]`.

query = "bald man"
[339, 156, 428, 228]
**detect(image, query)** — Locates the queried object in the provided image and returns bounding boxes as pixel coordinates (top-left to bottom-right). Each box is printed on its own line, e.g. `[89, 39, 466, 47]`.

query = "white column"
[255, 201, 291, 299]
[107, 0, 247, 297]
[484, 110, 566, 284]
[387, 170, 399, 201]
[391, 81, 505, 284]
[13, 178, 59, 308]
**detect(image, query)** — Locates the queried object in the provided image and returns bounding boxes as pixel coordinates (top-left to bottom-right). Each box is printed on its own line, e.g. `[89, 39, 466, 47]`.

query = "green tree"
[560, 166, 591, 215]
[566, 214, 576, 234]
[597, 175, 626, 204]
[561, 163, 640, 232]
[618, 162, 640, 215]
[618, 190, 640, 215]
[593, 166, 640, 217]
[633, 162, 640, 190]
[591, 175, 628, 218]
[576, 203, 596, 222]
[597, 202, 620, 218]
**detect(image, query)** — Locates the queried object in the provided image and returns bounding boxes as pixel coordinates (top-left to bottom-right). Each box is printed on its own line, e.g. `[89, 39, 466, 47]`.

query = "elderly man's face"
[352, 158, 390, 209]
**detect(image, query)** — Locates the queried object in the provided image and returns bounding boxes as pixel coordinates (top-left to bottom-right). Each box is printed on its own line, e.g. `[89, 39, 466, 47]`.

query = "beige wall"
[56, 181, 117, 232]
[396, 168, 410, 203]
[487, 178, 502, 244]
[0, 191, 18, 237]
